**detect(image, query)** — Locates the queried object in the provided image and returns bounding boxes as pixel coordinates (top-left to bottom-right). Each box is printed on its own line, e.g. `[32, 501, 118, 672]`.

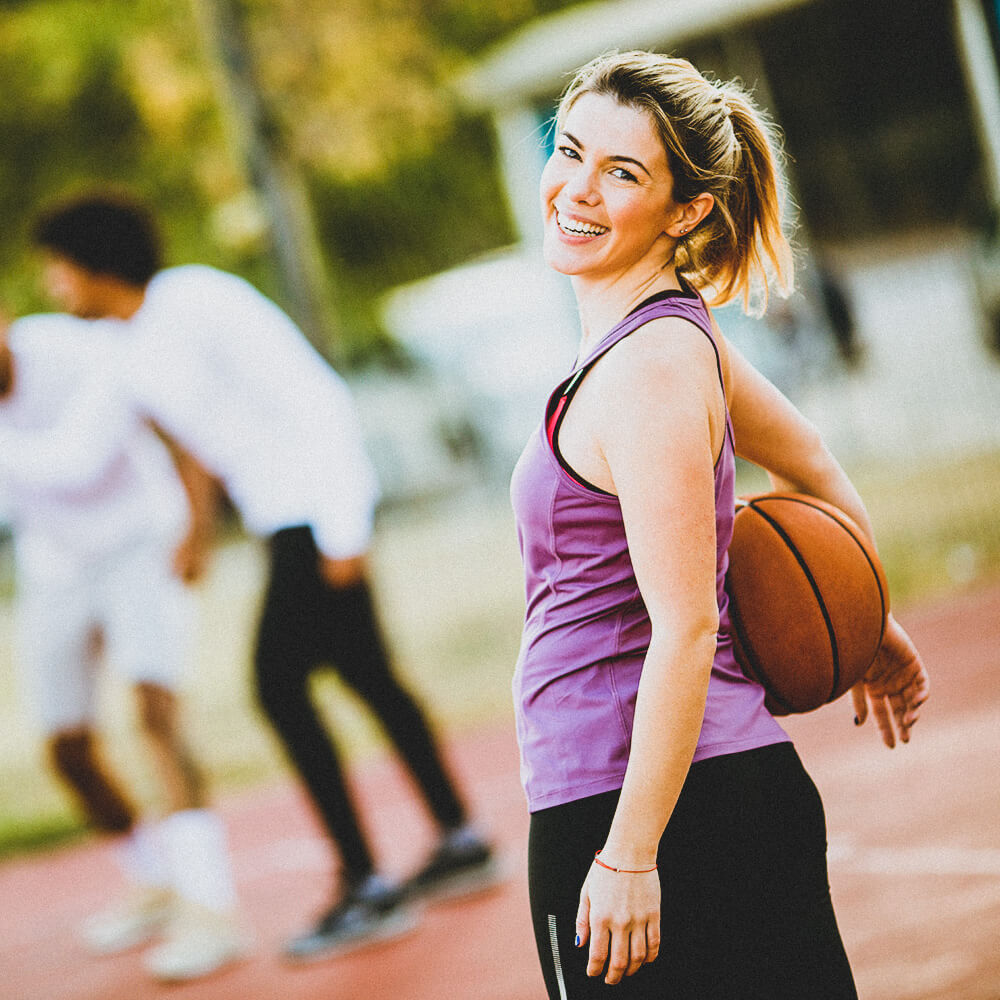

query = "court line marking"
[828, 836, 1000, 876]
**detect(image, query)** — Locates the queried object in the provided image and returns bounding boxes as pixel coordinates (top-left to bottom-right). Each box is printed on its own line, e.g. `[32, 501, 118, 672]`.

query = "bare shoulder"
[590, 315, 722, 406]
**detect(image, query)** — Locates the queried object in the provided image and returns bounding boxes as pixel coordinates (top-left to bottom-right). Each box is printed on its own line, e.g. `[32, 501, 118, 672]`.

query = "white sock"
[117, 821, 170, 889]
[159, 809, 237, 913]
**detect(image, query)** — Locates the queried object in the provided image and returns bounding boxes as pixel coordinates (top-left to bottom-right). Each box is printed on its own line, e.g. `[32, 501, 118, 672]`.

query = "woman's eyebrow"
[609, 155, 651, 177]
[560, 131, 651, 178]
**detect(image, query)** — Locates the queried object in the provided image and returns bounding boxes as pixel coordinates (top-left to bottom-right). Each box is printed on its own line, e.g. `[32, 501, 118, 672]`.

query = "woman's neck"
[571, 264, 682, 359]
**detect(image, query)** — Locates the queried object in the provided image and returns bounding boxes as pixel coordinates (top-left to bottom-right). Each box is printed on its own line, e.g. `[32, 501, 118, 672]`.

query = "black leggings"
[255, 526, 466, 883]
[529, 742, 857, 1000]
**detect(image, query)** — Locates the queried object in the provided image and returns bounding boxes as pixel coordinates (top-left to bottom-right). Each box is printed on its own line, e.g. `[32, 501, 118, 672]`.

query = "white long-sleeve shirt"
[0, 266, 380, 559]
[0, 314, 188, 574]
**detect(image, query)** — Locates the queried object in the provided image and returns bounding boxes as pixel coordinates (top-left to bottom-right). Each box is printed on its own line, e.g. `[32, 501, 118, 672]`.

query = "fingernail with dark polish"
[575, 935, 581, 947]
[853, 715, 861, 725]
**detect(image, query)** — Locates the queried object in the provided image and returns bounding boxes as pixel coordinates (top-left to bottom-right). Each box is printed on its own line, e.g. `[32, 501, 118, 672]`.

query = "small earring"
[680, 227, 688, 235]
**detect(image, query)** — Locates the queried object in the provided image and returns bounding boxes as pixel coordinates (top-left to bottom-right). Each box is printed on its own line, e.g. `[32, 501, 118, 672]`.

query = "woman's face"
[540, 91, 681, 282]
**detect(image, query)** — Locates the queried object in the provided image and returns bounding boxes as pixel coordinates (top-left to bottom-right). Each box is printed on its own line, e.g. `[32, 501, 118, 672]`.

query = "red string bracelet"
[594, 850, 657, 874]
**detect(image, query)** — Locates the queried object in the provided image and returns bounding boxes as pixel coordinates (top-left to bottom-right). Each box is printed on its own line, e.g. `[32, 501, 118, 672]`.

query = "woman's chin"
[541, 244, 586, 277]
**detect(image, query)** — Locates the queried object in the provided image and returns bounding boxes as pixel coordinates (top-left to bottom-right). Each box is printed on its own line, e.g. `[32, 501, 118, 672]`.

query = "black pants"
[255, 526, 466, 883]
[529, 742, 857, 1000]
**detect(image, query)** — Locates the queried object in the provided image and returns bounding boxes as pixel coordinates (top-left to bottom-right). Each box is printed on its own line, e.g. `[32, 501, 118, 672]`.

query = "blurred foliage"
[0, 0, 585, 364]
[0, 807, 85, 861]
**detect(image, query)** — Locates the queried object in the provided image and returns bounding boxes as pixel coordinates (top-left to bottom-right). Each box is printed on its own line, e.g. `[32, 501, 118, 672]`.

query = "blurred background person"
[0, 311, 248, 982]
[814, 256, 861, 369]
[0, 192, 501, 962]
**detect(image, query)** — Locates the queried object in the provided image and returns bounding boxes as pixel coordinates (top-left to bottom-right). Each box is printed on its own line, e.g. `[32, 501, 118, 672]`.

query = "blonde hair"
[557, 51, 794, 313]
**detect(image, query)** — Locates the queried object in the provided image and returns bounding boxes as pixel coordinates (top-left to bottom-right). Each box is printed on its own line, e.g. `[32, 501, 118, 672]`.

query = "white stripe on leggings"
[548, 914, 569, 1000]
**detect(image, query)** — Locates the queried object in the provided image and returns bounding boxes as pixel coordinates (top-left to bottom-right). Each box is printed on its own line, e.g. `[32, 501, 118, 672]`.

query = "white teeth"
[557, 212, 608, 236]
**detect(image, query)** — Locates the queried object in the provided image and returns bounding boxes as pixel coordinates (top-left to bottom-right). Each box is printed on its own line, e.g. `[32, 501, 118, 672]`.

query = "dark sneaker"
[283, 875, 418, 963]
[405, 826, 504, 903]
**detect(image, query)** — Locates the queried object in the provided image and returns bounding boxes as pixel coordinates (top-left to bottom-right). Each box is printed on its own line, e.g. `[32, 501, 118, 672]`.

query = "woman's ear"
[667, 192, 715, 238]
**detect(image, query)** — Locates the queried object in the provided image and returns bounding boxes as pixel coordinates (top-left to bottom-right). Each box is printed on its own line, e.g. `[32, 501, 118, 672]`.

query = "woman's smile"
[555, 210, 610, 239]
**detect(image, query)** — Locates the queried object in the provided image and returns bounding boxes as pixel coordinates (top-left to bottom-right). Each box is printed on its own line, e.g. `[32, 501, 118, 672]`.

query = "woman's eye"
[611, 166, 638, 182]
[558, 145, 582, 161]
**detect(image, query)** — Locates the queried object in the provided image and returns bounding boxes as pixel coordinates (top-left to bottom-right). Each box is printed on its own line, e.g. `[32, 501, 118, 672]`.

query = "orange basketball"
[724, 492, 890, 715]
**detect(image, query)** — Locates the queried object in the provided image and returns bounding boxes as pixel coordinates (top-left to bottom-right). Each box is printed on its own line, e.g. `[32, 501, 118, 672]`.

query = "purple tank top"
[510, 291, 788, 812]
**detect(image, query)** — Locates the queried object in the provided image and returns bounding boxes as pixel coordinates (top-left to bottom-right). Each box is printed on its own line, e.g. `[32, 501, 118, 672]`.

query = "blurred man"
[1, 193, 498, 961]
[0, 312, 248, 982]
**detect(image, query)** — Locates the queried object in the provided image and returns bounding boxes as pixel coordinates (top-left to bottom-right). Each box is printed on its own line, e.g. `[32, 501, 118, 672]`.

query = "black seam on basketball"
[725, 574, 795, 714]
[748, 500, 841, 702]
[776, 496, 889, 653]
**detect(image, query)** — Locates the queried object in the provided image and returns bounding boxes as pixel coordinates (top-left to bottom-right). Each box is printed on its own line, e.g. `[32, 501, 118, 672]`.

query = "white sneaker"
[144, 901, 251, 982]
[80, 885, 175, 955]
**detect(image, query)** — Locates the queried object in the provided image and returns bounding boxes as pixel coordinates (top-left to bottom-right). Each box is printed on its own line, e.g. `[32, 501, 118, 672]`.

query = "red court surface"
[2, 583, 999, 1000]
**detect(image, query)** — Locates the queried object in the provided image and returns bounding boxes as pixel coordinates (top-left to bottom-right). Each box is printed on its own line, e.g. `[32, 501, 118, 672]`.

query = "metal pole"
[190, 0, 340, 349]
[954, 0, 1000, 210]
[492, 105, 549, 249]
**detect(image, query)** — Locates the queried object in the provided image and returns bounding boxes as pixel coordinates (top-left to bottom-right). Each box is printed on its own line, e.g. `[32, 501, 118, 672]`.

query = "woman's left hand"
[575, 859, 661, 984]
[851, 614, 930, 748]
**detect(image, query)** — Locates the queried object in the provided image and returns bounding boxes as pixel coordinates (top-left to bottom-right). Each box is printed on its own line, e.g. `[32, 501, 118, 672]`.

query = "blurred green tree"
[0, 0, 246, 312]
[0, 0, 585, 363]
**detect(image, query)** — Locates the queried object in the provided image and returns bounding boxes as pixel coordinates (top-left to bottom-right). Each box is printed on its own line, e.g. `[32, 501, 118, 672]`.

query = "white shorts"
[15, 533, 196, 734]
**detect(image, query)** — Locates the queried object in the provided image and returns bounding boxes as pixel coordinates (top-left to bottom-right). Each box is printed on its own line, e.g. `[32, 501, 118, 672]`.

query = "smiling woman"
[541, 94, 680, 294]
[509, 50, 929, 1000]
[544, 55, 792, 321]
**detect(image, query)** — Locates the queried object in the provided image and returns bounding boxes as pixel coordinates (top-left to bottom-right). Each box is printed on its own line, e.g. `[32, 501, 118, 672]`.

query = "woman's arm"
[720, 332, 872, 533]
[721, 331, 929, 746]
[567, 321, 726, 984]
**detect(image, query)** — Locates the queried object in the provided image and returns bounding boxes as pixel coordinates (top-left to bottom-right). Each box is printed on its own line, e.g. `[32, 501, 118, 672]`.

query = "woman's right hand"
[852, 614, 930, 748]
[575, 859, 661, 984]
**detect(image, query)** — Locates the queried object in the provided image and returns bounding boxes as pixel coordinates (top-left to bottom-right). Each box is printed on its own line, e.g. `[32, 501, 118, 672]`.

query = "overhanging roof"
[460, 0, 811, 109]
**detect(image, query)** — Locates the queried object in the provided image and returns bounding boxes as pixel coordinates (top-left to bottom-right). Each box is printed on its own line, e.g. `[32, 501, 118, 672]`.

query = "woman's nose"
[564, 164, 599, 204]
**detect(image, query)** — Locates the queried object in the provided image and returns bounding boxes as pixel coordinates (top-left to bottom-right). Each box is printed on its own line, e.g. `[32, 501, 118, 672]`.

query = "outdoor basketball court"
[2, 583, 998, 1000]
